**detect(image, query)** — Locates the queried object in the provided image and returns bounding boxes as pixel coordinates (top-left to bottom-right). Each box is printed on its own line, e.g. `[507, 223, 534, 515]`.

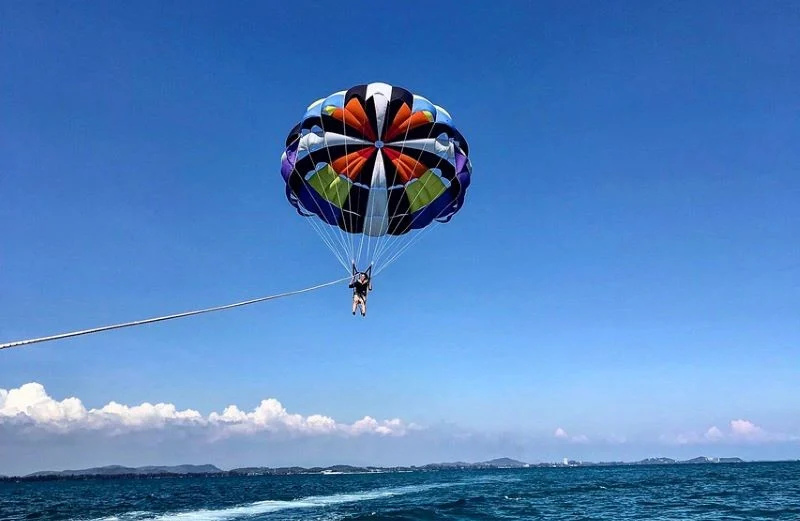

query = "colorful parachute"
[280, 82, 472, 274]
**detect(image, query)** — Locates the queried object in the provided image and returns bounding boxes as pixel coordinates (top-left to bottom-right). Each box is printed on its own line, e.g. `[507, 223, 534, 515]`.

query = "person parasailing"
[349, 264, 373, 317]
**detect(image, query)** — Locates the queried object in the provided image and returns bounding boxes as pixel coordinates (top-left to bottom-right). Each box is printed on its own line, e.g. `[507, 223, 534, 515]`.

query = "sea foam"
[84, 483, 447, 521]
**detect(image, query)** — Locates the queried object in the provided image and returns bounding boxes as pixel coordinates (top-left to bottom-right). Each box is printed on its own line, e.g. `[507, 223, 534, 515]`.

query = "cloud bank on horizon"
[659, 420, 799, 445]
[2, 382, 796, 448]
[1, 382, 799, 476]
[0, 382, 413, 438]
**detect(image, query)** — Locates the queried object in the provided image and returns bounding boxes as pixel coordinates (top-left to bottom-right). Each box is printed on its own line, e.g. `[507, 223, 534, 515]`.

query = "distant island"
[0, 456, 759, 481]
[24, 464, 221, 478]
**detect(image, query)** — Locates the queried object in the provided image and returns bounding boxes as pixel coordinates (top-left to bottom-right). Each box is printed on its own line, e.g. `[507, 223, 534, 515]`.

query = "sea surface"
[2, 462, 799, 520]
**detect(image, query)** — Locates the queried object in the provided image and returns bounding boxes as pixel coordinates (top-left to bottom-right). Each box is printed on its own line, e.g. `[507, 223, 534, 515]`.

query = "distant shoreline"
[3, 457, 798, 482]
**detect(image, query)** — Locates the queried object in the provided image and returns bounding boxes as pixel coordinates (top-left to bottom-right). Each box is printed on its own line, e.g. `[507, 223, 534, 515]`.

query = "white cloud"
[704, 426, 724, 441]
[553, 427, 589, 443]
[0, 382, 411, 438]
[729, 419, 764, 439]
[1, 383, 89, 429]
[661, 419, 797, 445]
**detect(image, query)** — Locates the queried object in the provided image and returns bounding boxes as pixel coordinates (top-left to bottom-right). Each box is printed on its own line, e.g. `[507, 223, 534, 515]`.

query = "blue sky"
[1, 1, 798, 474]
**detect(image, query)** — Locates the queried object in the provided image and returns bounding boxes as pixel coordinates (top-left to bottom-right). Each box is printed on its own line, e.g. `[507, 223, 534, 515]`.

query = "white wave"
[81, 484, 444, 521]
[88, 512, 150, 521]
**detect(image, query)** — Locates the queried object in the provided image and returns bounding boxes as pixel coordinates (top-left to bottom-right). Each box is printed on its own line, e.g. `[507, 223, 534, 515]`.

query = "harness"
[351, 264, 372, 298]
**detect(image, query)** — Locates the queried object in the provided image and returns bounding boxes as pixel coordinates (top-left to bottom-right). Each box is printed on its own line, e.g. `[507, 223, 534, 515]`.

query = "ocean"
[2, 462, 799, 520]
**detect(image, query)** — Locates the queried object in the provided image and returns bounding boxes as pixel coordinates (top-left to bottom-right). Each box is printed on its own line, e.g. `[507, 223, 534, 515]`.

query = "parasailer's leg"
[353, 294, 366, 316]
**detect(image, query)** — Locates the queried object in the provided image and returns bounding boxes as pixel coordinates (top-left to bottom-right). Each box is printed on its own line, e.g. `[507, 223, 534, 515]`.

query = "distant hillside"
[477, 458, 528, 468]
[636, 458, 676, 465]
[422, 461, 472, 469]
[683, 457, 715, 464]
[27, 464, 222, 477]
[7, 456, 756, 481]
[681, 457, 744, 464]
[422, 458, 527, 470]
[597, 457, 745, 466]
[555, 456, 747, 467]
[228, 465, 393, 476]
[229, 466, 309, 475]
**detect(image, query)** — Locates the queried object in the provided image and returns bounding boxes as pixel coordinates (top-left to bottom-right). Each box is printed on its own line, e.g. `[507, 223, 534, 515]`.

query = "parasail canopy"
[280, 82, 472, 275]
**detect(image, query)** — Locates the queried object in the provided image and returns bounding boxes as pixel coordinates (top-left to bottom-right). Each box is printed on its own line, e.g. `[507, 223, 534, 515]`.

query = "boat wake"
[87, 483, 447, 521]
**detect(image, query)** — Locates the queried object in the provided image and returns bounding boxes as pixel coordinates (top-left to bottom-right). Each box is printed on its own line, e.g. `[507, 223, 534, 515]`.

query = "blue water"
[2, 463, 799, 520]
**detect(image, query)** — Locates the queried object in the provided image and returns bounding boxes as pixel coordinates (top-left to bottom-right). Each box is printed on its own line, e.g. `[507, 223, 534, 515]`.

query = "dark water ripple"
[1, 462, 799, 520]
